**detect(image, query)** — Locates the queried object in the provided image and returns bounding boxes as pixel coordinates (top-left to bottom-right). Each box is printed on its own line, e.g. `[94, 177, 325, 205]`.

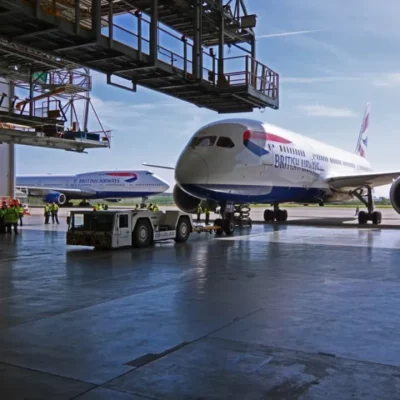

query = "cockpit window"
[216, 136, 235, 148]
[191, 136, 217, 148]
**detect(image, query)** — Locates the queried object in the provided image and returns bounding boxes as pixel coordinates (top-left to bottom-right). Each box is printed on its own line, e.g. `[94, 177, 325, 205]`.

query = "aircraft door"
[261, 141, 274, 166]
[116, 214, 131, 247]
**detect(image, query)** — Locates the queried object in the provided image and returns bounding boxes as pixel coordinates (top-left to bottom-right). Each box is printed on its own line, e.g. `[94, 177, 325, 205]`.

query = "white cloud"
[372, 73, 400, 87]
[258, 30, 320, 39]
[298, 105, 357, 118]
[282, 76, 361, 84]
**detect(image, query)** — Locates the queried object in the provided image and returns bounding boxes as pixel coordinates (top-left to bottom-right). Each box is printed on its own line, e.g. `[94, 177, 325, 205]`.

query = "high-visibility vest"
[5, 207, 18, 223]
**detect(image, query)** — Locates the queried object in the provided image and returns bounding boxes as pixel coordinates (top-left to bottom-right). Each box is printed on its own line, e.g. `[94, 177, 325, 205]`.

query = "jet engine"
[173, 184, 201, 213]
[44, 192, 67, 205]
[390, 177, 400, 214]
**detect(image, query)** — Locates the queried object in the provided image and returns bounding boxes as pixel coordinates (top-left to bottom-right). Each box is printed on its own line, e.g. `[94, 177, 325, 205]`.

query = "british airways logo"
[243, 130, 292, 156]
[105, 172, 138, 183]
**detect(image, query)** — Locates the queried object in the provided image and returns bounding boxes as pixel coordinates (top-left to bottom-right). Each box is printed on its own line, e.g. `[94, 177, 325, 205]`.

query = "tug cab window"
[216, 136, 235, 148]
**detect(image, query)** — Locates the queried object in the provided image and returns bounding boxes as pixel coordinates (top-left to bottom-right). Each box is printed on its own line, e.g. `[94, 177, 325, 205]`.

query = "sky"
[15, 0, 400, 197]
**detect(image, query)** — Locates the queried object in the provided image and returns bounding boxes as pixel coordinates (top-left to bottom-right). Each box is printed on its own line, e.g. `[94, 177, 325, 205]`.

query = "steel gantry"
[0, 0, 279, 114]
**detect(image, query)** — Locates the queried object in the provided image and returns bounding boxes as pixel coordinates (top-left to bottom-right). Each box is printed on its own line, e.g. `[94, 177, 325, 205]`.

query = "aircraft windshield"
[190, 136, 217, 148]
[70, 213, 114, 232]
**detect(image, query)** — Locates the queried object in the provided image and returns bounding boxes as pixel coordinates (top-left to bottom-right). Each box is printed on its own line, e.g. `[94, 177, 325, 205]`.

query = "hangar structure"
[0, 0, 280, 198]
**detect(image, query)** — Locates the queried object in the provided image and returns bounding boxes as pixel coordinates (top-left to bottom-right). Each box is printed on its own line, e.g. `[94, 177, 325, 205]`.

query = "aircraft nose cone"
[175, 151, 209, 185]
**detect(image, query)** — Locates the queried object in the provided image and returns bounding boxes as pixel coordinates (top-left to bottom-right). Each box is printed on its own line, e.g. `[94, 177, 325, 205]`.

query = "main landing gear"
[264, 204, 288, 222]
[214, 203, 252, 235]
[352, 186, 382, 225]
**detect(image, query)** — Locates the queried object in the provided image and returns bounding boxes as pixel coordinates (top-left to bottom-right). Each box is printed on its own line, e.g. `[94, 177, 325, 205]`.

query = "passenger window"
[119, 214, 129, 228]
[216, 136, 235, 148]
[196, 136, 217, 147]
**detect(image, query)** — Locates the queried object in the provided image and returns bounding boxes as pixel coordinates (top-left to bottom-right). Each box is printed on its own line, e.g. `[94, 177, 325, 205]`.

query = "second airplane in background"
[16, 170, 170, 206]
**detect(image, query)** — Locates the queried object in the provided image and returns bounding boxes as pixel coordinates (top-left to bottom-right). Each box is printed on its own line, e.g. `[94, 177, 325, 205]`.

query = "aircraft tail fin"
[355, 102, 371, 159]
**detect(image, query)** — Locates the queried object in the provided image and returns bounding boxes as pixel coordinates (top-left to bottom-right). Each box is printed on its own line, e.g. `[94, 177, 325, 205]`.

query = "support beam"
[108, 0, 113, 48]
[250, 34, 256, 86]
[192, 0, 202, 81]
[75, 0, 81, 34]
[29, 68, 33, 117]
[91, 0, 101, 39]
[0, 78, 15, 200]
[150, 0, 159, 63]
[217, 1, 225, 87]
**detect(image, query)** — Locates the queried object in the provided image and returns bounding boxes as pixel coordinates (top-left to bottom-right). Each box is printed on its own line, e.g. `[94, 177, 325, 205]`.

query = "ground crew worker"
[147, 203, 153, 211]
[17, 203, 24, 226]
[134, 204, 139, 210]
[44, 203, 51, 224]
[5, 204, 19, 234]
[153, 204, 159, 212]
[0, 203, 7, 234]
[204, 206, 210, 225]
[196, 204, 202, 223]
[51, 202, 60, 224]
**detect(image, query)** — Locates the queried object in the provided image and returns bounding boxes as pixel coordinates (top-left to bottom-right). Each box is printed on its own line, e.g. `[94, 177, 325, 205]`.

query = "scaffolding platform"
[0, 0, 279, 113]
[0, 125, 110, 152]
[0, 110, 60, 126]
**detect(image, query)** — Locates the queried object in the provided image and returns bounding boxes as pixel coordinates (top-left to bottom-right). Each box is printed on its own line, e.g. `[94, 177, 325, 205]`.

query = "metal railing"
[33, 1, 278, 101]
[47, 70, 92, 90]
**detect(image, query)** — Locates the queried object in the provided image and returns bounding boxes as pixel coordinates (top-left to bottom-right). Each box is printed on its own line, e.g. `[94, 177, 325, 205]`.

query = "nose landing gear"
[214, 203, 252, 235]
[264, 204, 288, 222]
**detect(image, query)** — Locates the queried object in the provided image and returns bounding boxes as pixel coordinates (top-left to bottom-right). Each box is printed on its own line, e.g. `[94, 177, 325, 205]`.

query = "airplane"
[146, 103, 400, 234]
[15, 170, 170, 206]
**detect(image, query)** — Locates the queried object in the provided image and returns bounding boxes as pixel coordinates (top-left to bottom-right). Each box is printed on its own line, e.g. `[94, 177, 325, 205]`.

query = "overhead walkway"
[0, 0, 279, 114]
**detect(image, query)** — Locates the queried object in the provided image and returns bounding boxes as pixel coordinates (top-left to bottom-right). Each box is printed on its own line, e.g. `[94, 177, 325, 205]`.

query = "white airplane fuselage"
[175, 119, 372, 205]
[16, 170, 169, 204]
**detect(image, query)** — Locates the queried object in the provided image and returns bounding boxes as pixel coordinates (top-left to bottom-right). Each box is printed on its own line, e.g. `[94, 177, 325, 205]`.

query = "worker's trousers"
[6, 223, 18, 234]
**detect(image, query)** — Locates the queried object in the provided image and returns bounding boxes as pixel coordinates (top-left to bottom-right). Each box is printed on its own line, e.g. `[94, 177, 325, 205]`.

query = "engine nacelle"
[173, 184, 201, 214]
[390, 177, 400, 214]
[44, 192, 67, 205]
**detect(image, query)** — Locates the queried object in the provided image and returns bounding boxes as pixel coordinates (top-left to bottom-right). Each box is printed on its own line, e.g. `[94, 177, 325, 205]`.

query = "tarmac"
[1, 208, 400, 399]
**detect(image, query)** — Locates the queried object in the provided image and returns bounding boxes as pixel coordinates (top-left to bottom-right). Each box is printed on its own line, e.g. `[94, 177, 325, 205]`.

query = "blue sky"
[16, 0, 400, 196]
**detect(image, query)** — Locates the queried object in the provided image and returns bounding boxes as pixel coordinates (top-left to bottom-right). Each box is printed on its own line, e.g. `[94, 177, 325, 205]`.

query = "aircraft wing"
[16, 186, 96, 197]
[326, 171, 400, 190]
[142, 162, 175, 170]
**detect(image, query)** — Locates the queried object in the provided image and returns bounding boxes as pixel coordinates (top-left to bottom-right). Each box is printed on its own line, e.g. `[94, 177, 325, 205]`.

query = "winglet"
[355, 102, 371, 158]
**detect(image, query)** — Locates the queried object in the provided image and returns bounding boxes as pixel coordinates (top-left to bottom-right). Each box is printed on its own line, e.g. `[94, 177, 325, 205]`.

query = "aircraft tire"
[280, 210, 288, 222]
[275, 210, 288, 222]
[371, 211, 382, 225]
[222, 219, 235, 235]
[264, 210, 274, 222]
[133, 219, 153, 248]
[358, 211, 368, 225]
[214, 218, 223, 235]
